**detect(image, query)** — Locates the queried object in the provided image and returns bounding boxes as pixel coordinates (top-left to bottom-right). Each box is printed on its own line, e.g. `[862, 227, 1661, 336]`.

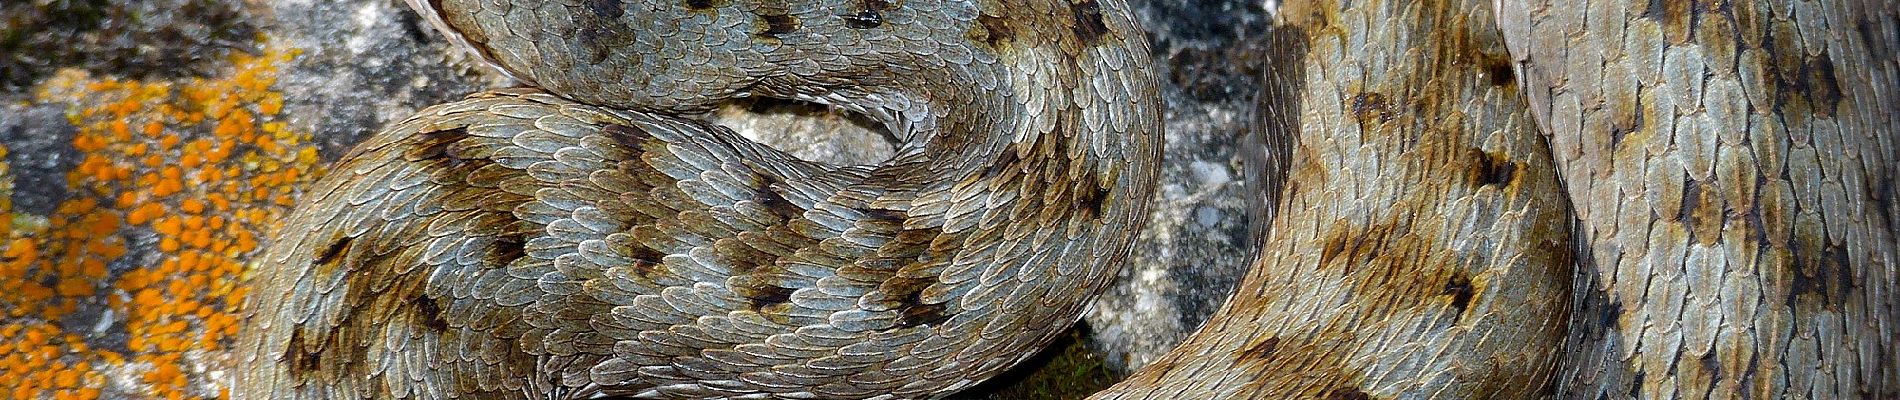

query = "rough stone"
[0, 100, 78, 215]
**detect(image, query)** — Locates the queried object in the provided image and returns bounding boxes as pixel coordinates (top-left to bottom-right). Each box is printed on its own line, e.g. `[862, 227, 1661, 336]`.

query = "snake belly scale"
[234, 0, 1161, 398]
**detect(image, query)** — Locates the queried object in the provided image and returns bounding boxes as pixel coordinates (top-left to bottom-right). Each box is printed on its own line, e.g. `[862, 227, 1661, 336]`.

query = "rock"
[0, 101, 79, 216]
[0, 0, 258, 91]
[1085, 0, 1274, 374]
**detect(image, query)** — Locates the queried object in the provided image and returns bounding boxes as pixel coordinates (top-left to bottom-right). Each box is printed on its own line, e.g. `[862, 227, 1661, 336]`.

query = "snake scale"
[235, 0, 1159, 398]
[232, 0, 1900, 398]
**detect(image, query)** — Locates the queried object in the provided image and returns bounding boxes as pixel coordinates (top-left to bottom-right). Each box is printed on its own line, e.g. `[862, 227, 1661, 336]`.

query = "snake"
[234, 0, 1160, 398]
[230, 0, 1900, 397]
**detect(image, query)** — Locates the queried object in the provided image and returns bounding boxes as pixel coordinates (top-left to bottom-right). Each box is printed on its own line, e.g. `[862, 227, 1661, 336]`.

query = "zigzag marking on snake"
[235, 0, 1160, 398]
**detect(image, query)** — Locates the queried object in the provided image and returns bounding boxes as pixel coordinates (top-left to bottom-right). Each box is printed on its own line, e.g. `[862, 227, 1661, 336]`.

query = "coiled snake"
[235, 0, 1160, 398]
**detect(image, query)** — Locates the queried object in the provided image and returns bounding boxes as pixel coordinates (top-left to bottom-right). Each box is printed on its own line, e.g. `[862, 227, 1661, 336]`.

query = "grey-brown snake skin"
[234, 0, 1160, 398]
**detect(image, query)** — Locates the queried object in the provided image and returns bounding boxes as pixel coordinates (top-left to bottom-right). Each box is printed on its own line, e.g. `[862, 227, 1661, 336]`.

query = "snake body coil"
[235, 0, 1160, 398]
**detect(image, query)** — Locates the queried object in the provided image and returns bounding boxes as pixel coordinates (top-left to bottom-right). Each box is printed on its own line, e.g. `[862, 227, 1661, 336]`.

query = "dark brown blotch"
[1698, 349, 1722, 383]
[489, 233, 527, 266]
[602, 124, 653, 153]
[411, 295, 451, 332]
[1319, 227, 1349, 267]
[584, 0, 624, 18]
[411, 126, 506, 188]
[684, 0, 723, 10]
[886, 276, 951, 329]
[1073, 181, 1112, 220]
[313, 236, 354, 273]
[843, 0, 891, 30]
[887, 227, 943, 260]
[1318, 222, 1395, 268]
[1765, 43, 1845, 123]
[971, 13, 1015, 49]
[1645, 0, 1696, 43]
[1676, 178, 1722, 245]
[860, 208, 907, 234]
[404, 127, 471, 162]
[627, 244, 668, 278]
[283, 330, 323, 377]
[1067, 0, 1110, 45]
[1600, 299, 1624, 330]
[980, 148, 1023, 179]
[851, 0, 900, 29]
[1486, 62, 1515, 86]
[628, 244, 666, 264]
[1675, 178, 1703, 224]
[1800, 52, 1843, 117]
[841, 10, 882, 29]
[1350, 91, 1393, 124]
[752, 184, 804, 221]
[1235, 336, 1281, 360]
[1311, 219, 1439, 285]
[736, 279, 796, 310]
[895, 302, 948, 329]
[862, 208, 906, 222]
[1326, 388, 1374, 400]
[757, 13, 800, 38]
[570, 0, 638, 63]
[1443, 273, 1473, 317]
[1466, 148, 1517, 188]
[1788, 239, 1855, 309]
[1609, 96, 1645, 149]
[576, 25, 636, 63]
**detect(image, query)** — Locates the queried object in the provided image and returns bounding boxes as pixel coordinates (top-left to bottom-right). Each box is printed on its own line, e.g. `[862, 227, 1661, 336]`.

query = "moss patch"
[954, 323, 1124, 399]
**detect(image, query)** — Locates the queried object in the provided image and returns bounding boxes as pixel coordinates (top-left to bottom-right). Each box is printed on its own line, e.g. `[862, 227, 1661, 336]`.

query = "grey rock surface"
[262, 0, 501, 160]
[1085, 0, 1275, 373]
[0, 0, 257, 91]
[0, 101, 79, 215]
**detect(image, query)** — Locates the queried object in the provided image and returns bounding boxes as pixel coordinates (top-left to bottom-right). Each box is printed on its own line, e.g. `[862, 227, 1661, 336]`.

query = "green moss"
[953, 323, 1124, 399]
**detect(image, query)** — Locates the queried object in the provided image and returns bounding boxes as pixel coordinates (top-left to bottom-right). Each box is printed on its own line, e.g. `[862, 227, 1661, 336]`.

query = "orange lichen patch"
[5, 45, 322, 399]
[0, 322, 110, 400]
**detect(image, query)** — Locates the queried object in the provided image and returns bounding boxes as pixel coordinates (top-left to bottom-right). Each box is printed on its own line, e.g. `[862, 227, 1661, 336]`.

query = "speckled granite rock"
[1084, 0, 1276, 374]
[0, 0, 257, 91]
[0, 102, 79, 216]
[262, 0, 500, 158]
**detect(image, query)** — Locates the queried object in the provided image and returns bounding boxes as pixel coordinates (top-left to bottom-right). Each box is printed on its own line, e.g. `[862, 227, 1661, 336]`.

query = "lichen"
[3, 44, 319, 399]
